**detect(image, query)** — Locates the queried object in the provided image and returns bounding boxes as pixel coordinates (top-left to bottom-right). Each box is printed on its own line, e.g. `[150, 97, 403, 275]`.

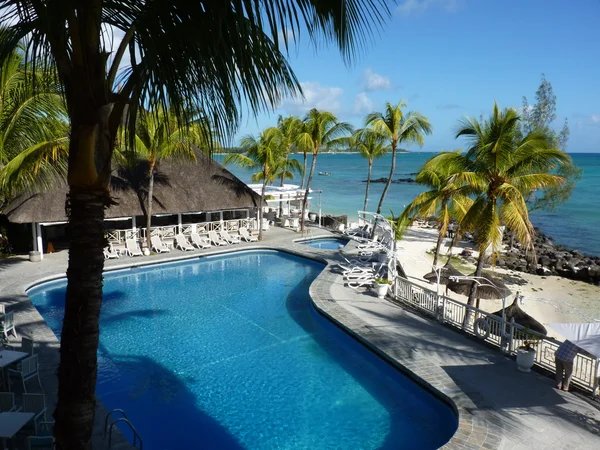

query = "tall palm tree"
[276, 115, 304, 215]
[436, 103, 572, 317]
[224, 127, 284, 240]
[297, 108, 353, 232]
[352, 128, 388, 212]
[0, 2, 389, 446]
[366, 101, 432, 214]
[135, 108, 214, 250]
[400, 154, 473, 266]
[0, 36, 68, 203]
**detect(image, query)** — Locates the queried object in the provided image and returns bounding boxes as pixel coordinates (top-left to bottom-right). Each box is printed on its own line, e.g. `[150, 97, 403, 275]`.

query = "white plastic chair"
[0, 311, 18, 340]
[28, 421, 55, 450]
[175, 234, 194, 251]
[125, 239, 143, 257]
[239, 227, 258, 242]
[190, 233, 211, 249]
[208, 231, 228, 246]
[219, 230, 241, 244]
[151, 236, 171, 253]
[8, 354, 41, 392]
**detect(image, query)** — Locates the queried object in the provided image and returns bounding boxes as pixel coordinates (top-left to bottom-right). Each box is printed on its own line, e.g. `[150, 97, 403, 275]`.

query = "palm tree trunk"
[259, 176, 267, 241]
[364, 159, 372, 212]
[146, 160, 156, 250]
[377, 145, 396, 214]
[301, 151, 318, 233]
[433, 229, 444, 266]
[279, 155, 288, 217]
[462, 252, 486, 329]
[300, 151, 307, 189]
[55, 113, 113, 449]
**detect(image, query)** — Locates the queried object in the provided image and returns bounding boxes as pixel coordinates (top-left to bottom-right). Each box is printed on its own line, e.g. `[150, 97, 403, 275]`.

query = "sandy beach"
[396, 227, 600, 338]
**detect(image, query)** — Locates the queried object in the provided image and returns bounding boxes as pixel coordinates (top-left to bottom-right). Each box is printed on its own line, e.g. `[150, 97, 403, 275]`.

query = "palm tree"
[297, 108, 353, 232]
[352, 128, 388, 212]
[0, 37, 68, 204]
[400, 154, 473, 266]
[135, 107, 214, 250]
[224, 127, 284, 240]
[276, 115, 304, 215]
[366, 101, 432, 214]
[0, 2, 389, 445]
[435, 103, 572, 318]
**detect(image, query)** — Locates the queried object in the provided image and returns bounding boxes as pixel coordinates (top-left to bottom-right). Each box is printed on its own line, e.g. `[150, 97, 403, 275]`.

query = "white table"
[0, 350, 28, 392]
[0, 412, 35, 448]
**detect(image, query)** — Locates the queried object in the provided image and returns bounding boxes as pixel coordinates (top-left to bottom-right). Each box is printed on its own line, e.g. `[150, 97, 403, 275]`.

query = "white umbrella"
[547, 322, 600, 358]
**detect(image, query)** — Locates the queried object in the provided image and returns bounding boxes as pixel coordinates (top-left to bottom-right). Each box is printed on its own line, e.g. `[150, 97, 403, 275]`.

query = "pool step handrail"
[104, 409, 143, 449]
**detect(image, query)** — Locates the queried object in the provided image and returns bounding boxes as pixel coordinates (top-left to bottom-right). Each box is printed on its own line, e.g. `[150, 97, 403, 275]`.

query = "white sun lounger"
[220, 230, 241, 244]
[175, 234, 194, 251]
[103, 246, 120, 259]
[239, 227, 258, 242]
[190, 232, 212, 249]
[151, 236, 171, 253]
[125, 239, 144, 257]
[208, 231, 228, 246]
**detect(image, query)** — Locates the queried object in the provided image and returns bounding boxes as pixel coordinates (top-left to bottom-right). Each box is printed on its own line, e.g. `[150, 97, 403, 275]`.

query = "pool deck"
[1, 226, 600, 449]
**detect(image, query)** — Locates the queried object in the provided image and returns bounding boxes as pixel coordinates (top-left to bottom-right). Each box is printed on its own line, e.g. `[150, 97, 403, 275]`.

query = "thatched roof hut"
[3, 149, 262, 224]
[447, 271, 511, 300]
[490, 297, 548, 336]
[423, 261, 464, 286]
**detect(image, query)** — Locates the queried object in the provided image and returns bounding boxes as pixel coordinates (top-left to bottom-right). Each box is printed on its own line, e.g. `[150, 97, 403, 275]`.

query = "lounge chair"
[208, 231, 228, 246]
[0, 311, 18, 341]
[190, 233, 211, 249]
[27, 421, 55, 450]
[239, 227, 258, 242]
[103, 246, 120, 259]
[220, 230, 241, 244]
[175, 234, 194, 251]
[125, 239, 144, 257]
[151, 236, 171, 253]
[8, 354, 41, 392]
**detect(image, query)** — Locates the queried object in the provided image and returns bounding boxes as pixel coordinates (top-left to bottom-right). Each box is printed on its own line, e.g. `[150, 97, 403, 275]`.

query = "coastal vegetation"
[365, 101, 433, 214]
[224, 127, 303, 240]
[0, 1, 389, 446]
[351, 128, 388, 212]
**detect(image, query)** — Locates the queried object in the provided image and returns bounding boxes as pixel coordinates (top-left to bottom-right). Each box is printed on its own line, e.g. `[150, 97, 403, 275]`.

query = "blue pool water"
[299, 237, 349, 250]
[28, 251, 457, 449]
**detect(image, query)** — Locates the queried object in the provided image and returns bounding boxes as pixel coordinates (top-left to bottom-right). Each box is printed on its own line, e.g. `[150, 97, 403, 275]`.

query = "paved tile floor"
[1, 226, 600, 449]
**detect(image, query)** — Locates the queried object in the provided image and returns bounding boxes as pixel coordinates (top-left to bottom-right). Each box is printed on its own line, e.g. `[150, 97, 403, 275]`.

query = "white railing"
[108, 219, 254, 244]
[393, 277, 600, 394]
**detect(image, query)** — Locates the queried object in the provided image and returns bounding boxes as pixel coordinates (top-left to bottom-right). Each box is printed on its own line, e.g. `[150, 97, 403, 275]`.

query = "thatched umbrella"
[423, 261, 464, 286]
[490, 296, 548, 336]
[447, 271, 511, 309]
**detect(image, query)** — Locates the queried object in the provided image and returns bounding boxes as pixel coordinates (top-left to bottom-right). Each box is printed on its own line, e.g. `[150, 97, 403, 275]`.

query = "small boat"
[318, 171, 332, 176]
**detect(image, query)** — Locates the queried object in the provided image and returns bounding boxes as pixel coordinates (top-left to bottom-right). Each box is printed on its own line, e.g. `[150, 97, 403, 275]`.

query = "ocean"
[214, 152, 600, 257]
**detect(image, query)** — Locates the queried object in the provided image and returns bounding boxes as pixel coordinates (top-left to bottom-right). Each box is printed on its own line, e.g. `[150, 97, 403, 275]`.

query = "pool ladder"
[104, 409, 143, 449]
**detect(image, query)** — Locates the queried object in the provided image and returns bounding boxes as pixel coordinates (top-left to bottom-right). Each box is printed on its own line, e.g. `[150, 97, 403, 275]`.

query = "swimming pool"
[298, 237, 350, 249]
[29, 250, 457, 449]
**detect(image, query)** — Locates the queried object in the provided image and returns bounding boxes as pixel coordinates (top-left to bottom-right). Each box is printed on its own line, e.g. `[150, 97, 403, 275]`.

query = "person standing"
[448, 222, 455, 238]
[555, 340, 579, 391]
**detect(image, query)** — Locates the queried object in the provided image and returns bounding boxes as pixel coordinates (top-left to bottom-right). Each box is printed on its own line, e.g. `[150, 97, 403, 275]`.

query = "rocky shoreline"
[363, 177, 416, 184]
[498, 228, 600, 285]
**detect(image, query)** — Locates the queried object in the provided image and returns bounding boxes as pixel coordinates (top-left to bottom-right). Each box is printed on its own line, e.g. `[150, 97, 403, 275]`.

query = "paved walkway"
[1, 226, 600, 449]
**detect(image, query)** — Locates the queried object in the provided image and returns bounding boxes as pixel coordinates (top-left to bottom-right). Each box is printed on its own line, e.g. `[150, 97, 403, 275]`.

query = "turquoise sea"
[214, 153, 600, 256]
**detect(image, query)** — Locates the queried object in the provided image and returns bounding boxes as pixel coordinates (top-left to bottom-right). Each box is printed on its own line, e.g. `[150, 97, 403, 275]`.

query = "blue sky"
[236, 0, 600, 153]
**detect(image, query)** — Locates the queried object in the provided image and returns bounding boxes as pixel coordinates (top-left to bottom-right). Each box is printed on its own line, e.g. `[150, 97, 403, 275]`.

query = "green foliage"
[388, 209, 410, 241]
[374, 277, 391, 285]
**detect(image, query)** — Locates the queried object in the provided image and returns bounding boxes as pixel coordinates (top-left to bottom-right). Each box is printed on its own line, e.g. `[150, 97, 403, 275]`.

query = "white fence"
[106, 219, 253, 244]
[393, 277, 600, 394]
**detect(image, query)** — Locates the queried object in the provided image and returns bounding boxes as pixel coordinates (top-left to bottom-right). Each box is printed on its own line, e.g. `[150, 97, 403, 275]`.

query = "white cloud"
[573, 113, 600, 128]
[395, 0, 462, 16]
[362, 68, 392, 91]
[279, 82, 344, 115]
[277, 28, 297, 47]
[353, 92, 373, 114]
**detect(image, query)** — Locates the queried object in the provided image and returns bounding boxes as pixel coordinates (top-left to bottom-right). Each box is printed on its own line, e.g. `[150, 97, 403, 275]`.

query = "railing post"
[439, 295, 446, 324]
[594, 359, 600, 397]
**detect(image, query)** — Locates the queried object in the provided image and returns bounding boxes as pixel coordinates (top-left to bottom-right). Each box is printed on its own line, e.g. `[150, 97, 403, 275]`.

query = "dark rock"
[538, 255, 552, 267]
